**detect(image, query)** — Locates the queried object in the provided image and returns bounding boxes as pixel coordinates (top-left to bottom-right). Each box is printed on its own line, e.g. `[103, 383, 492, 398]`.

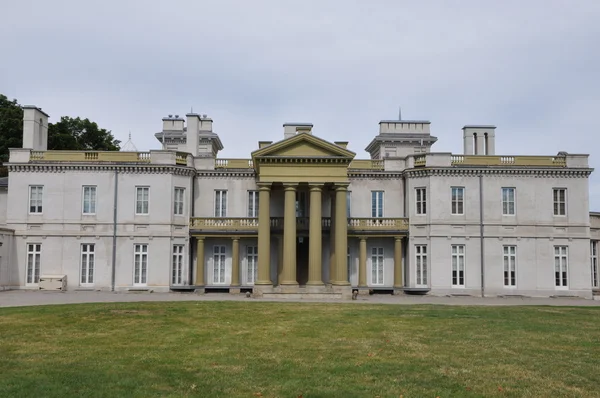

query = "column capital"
[283, 183, 297, 191]
[232, 236, 240, 241]
[257, 182, 271, 191]
[394, 236, 404, 242]
[308, 183, 324, 191]
[333, 183, 350, 192]
[358, 236, 368, 242]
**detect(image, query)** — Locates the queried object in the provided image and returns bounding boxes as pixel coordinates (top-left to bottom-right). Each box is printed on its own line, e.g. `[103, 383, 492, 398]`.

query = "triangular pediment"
[252, 133, 355, 159]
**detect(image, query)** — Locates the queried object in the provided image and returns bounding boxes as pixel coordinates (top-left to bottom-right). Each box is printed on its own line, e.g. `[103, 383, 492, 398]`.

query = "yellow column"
[195, 237, 205, 286]
[281, 184, 298, 285]
[256, 184, 272, 285]
[307, 184, 323, 285]
[333, 184, 350, 285]
[394, 237, 403, 289]
[231, 237, 240, 286]
[358, 236, 367, 287]
[329, 189, 336, 283]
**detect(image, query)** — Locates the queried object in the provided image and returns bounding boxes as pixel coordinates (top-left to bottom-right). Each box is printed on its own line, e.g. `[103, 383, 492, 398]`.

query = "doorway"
[296, 237, 309, 285]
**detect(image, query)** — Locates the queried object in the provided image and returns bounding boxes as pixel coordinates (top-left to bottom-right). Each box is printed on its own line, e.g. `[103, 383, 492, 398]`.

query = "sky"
[1, 0, 600, 208]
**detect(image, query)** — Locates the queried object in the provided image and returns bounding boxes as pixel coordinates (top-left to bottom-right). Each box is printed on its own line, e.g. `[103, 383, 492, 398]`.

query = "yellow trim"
[30, 151, 151, 162]
[251, 132, 355, 158]
[450, 155, 566, 167]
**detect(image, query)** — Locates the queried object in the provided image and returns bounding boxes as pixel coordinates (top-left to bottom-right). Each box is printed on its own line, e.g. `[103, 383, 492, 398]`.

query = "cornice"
[348, 172, 403, 180]
[404, 167, 593, 178]
[8, 163, 196, 176]
[195, 170, 256, 179]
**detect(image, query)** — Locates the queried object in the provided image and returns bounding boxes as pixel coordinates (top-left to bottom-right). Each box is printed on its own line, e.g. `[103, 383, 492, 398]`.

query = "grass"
[1, 302, 599, 397]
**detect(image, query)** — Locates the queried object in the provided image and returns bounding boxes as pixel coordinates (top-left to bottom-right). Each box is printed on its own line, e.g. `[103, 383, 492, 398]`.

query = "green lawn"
[1, 302, 599, 397]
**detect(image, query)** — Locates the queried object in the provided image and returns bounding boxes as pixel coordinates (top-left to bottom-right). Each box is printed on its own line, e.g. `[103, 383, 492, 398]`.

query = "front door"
[296, 237, 309, 285]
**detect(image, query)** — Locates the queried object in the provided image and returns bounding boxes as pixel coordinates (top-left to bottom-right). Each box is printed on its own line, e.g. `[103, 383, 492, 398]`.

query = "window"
[347, 247, 351, 283]
[174, 188, 185, 216]
[346, 191, 351, 218]
[213, 245, 226, 284]
[134, 244, 148, 285]
[296, 191, 307, 217]
[82, 186, 97, 214]
[80, 244, 95, 285]
[136, 187, 149, 215]
[415, 245, 428, 287]
[371, 191, 384, 218]
[503, 246, 516, 287]
[451, 245, 465, 287]
[29, 186, 43, 214]
[172, 245, 184, 285]
[451, 187, 464, 215]
[554, 246, 568, 288]
[26, 244, 41, 284]
[215, 190, 227, 217]
[553, 188, 566, 216]
[371, 247, 384, 285]
[416, 188, 427, 215]
[592, 241, 598, 289]
[248, 191, 259, 218]
[247, 246, 258, 284]
[502, 188, 515, 215]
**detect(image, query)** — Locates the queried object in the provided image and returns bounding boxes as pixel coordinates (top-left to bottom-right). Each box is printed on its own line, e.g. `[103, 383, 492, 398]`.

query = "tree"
[0, 93, 121, 163]
[48, 117, 120, 151]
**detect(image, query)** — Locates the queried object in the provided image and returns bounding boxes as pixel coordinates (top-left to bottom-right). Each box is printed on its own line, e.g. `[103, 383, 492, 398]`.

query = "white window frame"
[416, 187, 427, 215]
[502, 187, 515, 216]
[554, 246, 568, 289]
[213, 245, 226, 284]
[553, 188, 567, 216]
[29, 185, 43, 214]
[246, 245, 258, 284]
[592, 241, 599, 289]
[503, 245, 516, 288]
[135, 186, 150, 215]
[133, 244, 148, 286]
[371, 191, 384, 218]
[415, 245, 428, 287]
[26, 243, 41, 285]
[451, 245, 465, 287]
[82, 186, 97, 215]
[80, 244, 95, 286]
[215, 190, 227, 218]
[174, 187, 185, 216]
[172, 244, 184, 285]
[248, 190, 259, 218]
[451, 187, 464, 215]
[371, 247, 384, 285]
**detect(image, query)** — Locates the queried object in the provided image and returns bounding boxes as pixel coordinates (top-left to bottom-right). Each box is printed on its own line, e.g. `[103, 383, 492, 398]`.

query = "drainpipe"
[189, 170, 196, 285]
[111, 169, 119, 292]
[479, 173, 485, 297]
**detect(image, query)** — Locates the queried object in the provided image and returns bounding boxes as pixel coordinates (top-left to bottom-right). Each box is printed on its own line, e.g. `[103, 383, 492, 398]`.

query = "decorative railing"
[190, 218, 259, 230]
[29, 151, 152, 163]
[347, 218, 409, 231]
[414, 155, 426, 167]
[450, 155, 566, 167]
[175, 152, 188, 165]
[215, 159, 254, 169]
[348, 159, 384, 170]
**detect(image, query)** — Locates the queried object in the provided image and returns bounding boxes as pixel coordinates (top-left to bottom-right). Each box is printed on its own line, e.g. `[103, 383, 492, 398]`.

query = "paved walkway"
[1, 290, 599, 308]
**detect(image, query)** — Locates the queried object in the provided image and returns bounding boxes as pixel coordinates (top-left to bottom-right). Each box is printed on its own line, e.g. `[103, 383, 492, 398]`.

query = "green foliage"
[0, 93, 121, 163]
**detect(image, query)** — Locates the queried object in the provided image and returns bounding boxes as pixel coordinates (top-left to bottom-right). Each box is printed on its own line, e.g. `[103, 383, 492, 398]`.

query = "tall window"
[134, 244, 148, 285]
[371, 191, 384, 218]
[296, 191, 307, 217]
[80, 244, 95, 286]
[591, 241, 598, 288]
[553, 188, 566, 216]
[215, 190, 227, 217]
[346, 191, 352, 218]
[82, 186, 97, 214]
[347, 247, 351, 283]
[416, 188, 427, 215]
[248, 191, 259, 218]
[503, 246, 516, 287]
[135, 187, 149, 215]
[172, 245, 184, 285]
[247, 246, 258, 284]
[451, 187, 464, 215]
[502, 188, 515, 215]
[415, 245, 428, 287]
[213, 245, 226, 283]
[174, 188, 185, 216]
[29, 186, 43, 214]
[451, 245, 465, 287]
[554, 246, 568, 288]
[26, 243, 41, 284]
[371, 247, 384, 285]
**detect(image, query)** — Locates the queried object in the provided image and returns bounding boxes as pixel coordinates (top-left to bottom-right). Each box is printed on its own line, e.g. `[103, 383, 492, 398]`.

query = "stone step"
[262, 292, 343, 300]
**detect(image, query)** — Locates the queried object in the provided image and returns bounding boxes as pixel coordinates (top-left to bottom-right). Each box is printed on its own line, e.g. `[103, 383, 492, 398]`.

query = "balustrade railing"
[190, 217, 408, 232]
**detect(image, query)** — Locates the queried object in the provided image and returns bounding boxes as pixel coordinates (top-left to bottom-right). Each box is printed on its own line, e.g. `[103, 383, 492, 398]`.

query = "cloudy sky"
[2, 0, 600, 207]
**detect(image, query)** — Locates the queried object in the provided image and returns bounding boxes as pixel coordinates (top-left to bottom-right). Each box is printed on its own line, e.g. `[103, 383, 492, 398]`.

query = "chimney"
[162, 115, 185, 131]
[283, 123, 313, 139]
[463, 125, 496, 155]
[186, 113, 201, 156]
[22, 106, 49, 151]
[200, 114, 213, 132]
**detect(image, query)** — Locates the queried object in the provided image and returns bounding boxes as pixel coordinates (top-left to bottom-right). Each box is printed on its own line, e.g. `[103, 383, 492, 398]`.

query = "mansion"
[0, 106, 599, 299]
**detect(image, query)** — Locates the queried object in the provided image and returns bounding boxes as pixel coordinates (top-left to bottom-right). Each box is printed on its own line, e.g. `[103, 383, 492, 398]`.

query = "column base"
[393, 288, 405, 296]
[357, 287, 370, 296]
[230, 287, 241, 294]
[194, 287, 205, 295]
[252, 284, 273, 297]
[331, 285, 353, 299]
